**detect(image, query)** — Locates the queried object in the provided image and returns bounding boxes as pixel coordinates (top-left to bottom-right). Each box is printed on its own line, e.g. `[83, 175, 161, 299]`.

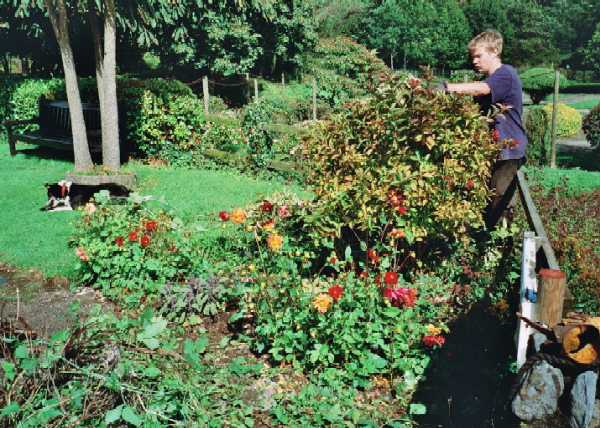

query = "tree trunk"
[45, 0, 93, 171]
[89, 0, 120, 170]
[101, 0, 120, 170]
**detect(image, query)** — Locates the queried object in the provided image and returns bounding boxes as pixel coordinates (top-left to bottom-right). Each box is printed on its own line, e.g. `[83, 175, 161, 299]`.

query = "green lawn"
[525, 165, 600, 193]
[0, 137, 298, 278]
[542, 93, 600, 111]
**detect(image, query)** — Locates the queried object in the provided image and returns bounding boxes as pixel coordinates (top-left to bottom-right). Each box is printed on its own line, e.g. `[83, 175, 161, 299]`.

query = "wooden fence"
[515, 170, 568, 367]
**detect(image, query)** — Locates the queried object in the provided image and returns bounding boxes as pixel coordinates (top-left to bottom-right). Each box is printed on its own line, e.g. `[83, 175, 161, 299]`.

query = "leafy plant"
[521, 68, 568, 104]
[524, 106, 551, 165]
[70, 192, 202, 307]
[582, 102, 600, 149]
[242, 99, 275, 167]
[159, 276, 224, 320]
[303, 74, 498, 248]
[542, 103, 582, 138]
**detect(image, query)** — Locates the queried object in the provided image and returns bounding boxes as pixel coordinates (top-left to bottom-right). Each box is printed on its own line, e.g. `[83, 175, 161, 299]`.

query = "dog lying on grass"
[42, 180, 130, 211]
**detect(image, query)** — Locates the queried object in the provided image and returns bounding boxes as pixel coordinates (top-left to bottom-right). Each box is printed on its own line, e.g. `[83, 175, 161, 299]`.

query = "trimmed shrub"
[241, 99, 275, 167]
[302, 75, 498, 247]
[524, 106, 551, 165]
[521, 68, 568, 104]
[582, 103, 600, 148]
[542, 103, 582, 138]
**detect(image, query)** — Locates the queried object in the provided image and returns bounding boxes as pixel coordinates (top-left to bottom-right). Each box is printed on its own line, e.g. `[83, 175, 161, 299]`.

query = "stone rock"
[530, 332, 548, 354]
[589, 400, 600, 428]
[512, 361, 565, 421]
[242, 378, 278, 411]
[570, 371, 598, 428]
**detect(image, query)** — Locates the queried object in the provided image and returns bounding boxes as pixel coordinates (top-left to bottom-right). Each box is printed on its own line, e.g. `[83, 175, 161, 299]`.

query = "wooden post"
[538, 269, 567, 327]
[7, 124, 16, 156]
[281, 72, 285, 85]
[254, 79, 259, 103]
[202, 76, 209, 115]
[516, 231, 539, 369]
[312, 78, 317, 121]
[390, 54, 394, 71]
[550, 69, 560, 168]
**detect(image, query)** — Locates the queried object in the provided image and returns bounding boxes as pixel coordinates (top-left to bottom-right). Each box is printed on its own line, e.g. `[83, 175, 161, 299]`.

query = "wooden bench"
[3, 98, 102, 156]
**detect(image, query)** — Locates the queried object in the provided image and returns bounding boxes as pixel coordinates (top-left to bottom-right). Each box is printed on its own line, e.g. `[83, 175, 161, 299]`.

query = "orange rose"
[312, 293, 333, 314]
[266, 233, 283, 251]
[230, 208, 247, 224]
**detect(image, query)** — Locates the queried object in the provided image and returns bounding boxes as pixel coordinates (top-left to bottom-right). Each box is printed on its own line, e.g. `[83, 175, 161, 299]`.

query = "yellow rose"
[426, 324, 442, 335]
[230, 208, 247, 224]
[312, 293, 333, 314]
[266, 233, 284, 251]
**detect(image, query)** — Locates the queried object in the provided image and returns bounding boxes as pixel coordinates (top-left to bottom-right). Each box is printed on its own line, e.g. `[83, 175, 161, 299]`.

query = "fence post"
[7, 125, 16, 156]
[516, 231, 539, 369]
[202, 76, 209, 115]
[550, 69, 560, 168]
[538, 269, 567, 327]
[281, 72, 285, 85]
[254, 79, 259, 103]
[390, 54, 394, 71]
[312, 78, 317, 121]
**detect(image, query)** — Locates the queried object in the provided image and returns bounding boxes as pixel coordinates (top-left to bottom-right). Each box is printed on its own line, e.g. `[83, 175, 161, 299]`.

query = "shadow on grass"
[556, 142, 600, 172]
[412, 302, 520, 428]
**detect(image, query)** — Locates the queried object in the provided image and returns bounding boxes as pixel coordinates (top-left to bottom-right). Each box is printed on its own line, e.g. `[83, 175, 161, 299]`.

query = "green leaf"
[0, 402, 20, 417]
[122, 406, 142, 427]
[1, 361, 15, 381]
[14, 344, 28, 359]
[105, 405, 123, 424]
[409, 403, 427, 415]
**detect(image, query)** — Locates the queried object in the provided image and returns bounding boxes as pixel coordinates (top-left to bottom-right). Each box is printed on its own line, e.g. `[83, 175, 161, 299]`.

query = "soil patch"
[0, 263, 104, 337]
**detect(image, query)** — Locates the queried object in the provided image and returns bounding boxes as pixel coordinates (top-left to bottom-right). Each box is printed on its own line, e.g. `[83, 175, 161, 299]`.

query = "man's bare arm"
[446, 82, 491, 96]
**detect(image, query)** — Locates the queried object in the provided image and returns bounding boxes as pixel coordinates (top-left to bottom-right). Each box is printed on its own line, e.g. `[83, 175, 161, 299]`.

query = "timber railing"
[515, 170, 568, 367]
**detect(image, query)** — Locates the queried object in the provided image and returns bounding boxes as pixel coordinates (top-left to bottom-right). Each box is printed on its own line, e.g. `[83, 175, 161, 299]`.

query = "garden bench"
[3, 98, 102, 156]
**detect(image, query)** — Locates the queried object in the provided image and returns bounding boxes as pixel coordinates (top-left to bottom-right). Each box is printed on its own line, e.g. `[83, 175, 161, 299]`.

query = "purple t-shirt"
[478, 64, 528, 160]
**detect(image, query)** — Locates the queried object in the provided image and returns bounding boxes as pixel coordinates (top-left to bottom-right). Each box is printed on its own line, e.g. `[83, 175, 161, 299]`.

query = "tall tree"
[88, 0, 119, 170]
[44, 0, 94, 171]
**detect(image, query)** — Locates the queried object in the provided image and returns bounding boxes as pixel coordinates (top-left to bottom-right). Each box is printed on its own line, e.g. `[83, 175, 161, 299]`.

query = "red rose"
[395, 206, 408, 215]
[367, 249, 380, 265]
[219, 211, 230, 221]
[128, 231, 138, 242]
[261, 200, 274, 213]
[359, 271, 368, 280]
[328, 284, 344, 301]
[383, 287, 394, 299]
[423, 335, 446, 348]
[492, 129, 500, 142]
[384, 271, 398, 286]
[145, 220, 157, 232]
[115, 236, 124, 247]
[465, 179, 475, 191]
[140, 234, 151, 247]
[398, 287, 418, 307]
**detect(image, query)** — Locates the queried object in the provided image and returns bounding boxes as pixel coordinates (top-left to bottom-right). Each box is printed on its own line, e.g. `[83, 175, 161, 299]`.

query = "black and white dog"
[43, 180, 130, 211]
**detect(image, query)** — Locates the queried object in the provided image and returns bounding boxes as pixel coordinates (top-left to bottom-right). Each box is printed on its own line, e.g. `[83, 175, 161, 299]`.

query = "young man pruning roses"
[445, 30, 528, 229]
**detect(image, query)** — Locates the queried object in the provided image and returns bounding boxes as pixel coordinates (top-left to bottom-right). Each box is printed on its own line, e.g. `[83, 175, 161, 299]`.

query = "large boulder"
[570, 371, 598, 428]
[512, 361, 565, 421]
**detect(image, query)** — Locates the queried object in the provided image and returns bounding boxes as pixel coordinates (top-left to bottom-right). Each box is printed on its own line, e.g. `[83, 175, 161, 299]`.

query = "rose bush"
[71, 192, 202, 307]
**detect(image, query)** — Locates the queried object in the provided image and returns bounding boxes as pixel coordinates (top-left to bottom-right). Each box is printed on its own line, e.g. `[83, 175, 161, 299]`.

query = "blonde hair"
[468, 30, 503, 56]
